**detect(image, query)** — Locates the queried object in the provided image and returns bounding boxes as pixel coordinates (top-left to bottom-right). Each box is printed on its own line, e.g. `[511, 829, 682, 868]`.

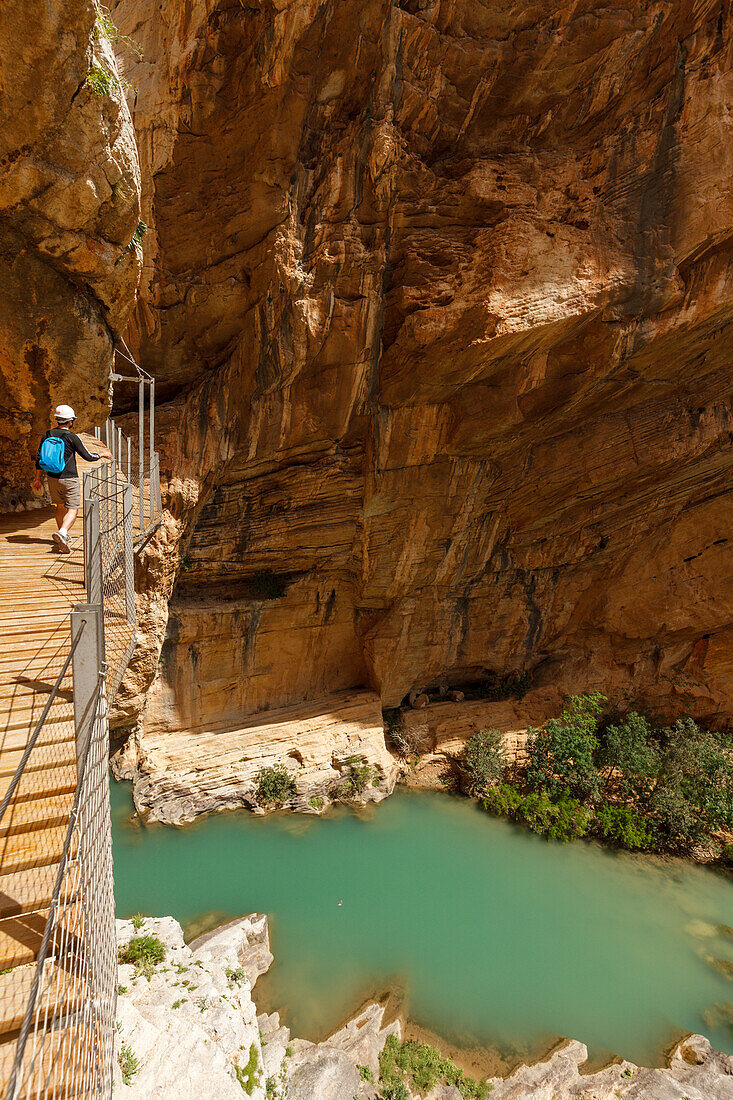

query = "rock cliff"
[0, 0, 142, 507]
[107, 0, 733, 796]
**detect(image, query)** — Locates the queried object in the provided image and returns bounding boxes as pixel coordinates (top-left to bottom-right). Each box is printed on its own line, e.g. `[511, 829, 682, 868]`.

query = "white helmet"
[54, 404, 76, 421]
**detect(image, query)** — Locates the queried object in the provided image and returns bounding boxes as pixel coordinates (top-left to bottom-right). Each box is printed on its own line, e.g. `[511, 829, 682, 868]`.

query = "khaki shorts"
[48, 475, 81, 510]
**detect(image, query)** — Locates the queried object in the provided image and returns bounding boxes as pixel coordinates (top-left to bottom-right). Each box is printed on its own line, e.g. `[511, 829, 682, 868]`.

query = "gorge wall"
[108, 0, 733, 771]
[0, 0, 142, 507]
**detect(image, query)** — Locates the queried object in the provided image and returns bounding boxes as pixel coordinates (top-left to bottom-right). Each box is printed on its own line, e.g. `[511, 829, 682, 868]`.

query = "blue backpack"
[38, 435, 66, 475]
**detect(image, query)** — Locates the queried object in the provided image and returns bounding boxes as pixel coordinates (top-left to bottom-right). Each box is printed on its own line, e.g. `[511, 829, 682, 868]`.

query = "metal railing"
[83, 464, 136, 699]
[2, 410, 145, 1097]
[93, 420, 160, 546]
[96, 343, 162, 544]
[3, 609, 117, 1100]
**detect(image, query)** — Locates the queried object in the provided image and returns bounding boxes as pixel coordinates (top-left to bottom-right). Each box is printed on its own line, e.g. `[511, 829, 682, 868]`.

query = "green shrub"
[526, 693, 605, 801]
[482, 782, 524, 817]
[483, 784, 589, 842]
[225, 966, 247, 985]
[130, 912, 146, 931]
[255, 764, 296, 807]
[597, 711, 658, 798]
[596, 803, 654, 850]
[650, 719, 733, 848]
[118, 1042, 139, 1085]
[118, 935, 166, 977]
[357, 1063, 373, 1081]
[461, 729, 507, 797]
[516, 790, 591, 842]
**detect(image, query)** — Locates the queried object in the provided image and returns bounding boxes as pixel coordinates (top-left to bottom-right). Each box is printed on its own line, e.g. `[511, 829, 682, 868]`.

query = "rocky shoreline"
[114, 915, 733, 1099]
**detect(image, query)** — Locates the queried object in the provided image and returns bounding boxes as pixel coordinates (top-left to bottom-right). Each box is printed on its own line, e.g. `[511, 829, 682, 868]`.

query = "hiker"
[32, 404, 113, 553]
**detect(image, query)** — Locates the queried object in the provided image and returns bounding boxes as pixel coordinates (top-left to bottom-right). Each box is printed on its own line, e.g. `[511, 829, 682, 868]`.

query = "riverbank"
[113, 913, 733, 1100]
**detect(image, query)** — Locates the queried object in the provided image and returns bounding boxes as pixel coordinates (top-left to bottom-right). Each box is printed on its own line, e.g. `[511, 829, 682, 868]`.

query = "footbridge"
[0, 367, 161, 1099]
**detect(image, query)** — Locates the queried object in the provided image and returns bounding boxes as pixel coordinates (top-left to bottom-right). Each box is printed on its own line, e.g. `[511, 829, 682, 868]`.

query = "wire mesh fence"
[83, 465, 136, 700]
[93, 419, 161, 546]
[3, 650, 116, 1100]
[1, 443, 144, 1096]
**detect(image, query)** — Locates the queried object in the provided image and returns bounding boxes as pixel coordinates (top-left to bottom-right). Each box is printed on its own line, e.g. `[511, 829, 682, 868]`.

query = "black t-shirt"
[36, 429, 100, 479]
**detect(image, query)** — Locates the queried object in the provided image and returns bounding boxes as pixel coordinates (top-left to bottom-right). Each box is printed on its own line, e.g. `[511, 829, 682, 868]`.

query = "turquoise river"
[111, 782, 733, 1067]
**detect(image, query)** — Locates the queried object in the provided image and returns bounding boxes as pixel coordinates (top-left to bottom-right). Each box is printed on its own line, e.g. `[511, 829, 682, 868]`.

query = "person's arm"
[32, 434, 46, 491]
[71, 434, 113, 463]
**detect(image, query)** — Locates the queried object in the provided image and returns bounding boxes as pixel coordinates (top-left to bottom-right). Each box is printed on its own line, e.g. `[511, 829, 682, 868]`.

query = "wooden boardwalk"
[0, 438, 113, 1065]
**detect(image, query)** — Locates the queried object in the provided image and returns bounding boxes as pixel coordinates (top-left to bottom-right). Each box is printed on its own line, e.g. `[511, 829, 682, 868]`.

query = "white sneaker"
[52, 530, 71, 554]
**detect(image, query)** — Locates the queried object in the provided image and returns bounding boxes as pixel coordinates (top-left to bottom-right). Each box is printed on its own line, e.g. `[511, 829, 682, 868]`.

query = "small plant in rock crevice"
[225, 966, 248, 986]
[118, 1042, 139, 1085]
[308, 795, 324, 810]
[378, 1034, 490, 1100]
[93, 5, 143, 58]
[128, 220, 147, 252]
[255, 764, 297, 807]
[118, 934, 166, 977]
[234, 1042, 260, 1095]
[87, 64, 118, 96]
[342, 757, 376, 796]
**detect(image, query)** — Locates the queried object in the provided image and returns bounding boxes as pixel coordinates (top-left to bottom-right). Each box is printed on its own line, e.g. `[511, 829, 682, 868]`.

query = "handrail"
[0, 619, 87, 827]
[4, 681, 104, 1100]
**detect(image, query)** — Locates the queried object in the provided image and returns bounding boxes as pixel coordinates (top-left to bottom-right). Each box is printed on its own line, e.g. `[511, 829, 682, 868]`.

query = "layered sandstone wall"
[110, 2, 733, 771]
[0, 0, 142, 506]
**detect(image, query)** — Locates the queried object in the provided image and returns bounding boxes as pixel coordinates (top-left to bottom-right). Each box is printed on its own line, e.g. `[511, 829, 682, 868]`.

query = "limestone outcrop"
[113, 914, 399, 1100]
[113, 689, 399, 824]
[113, 914, 733, 1100]
[107, 1, 733, 790]
[0, 0, 142, 507]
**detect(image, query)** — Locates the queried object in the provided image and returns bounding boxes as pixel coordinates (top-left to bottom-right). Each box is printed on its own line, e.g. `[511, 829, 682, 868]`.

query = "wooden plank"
[0, 795, 73, 840]
[0, 911, 49, 969]
[0, 1025, 99, 1099]
[0, 827, 68, 877]
[0, 863, 77, 920]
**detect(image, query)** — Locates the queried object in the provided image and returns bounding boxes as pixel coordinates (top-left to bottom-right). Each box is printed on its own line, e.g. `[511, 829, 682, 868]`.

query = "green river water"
[111, 782, 733, 1067]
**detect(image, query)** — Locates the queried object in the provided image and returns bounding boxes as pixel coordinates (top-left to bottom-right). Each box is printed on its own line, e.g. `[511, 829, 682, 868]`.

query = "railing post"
[138, 377, 144, 535]
[154, 453, 161, 519]
[127, 435, 131, 485]
[84, 473, 103, 608]
[123, 482, 135, 624]
[149, 378, 155, 528]
[70, 604, 104, 769]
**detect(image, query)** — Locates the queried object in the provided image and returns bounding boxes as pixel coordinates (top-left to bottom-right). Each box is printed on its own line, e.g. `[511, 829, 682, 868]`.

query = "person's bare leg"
[55, 504, 65, 531]
[61, 507, 78, 535]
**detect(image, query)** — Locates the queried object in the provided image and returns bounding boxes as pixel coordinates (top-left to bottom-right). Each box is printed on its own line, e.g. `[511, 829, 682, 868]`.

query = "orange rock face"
[111, 0, 733, 755]
[0, 0, 141, 506]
